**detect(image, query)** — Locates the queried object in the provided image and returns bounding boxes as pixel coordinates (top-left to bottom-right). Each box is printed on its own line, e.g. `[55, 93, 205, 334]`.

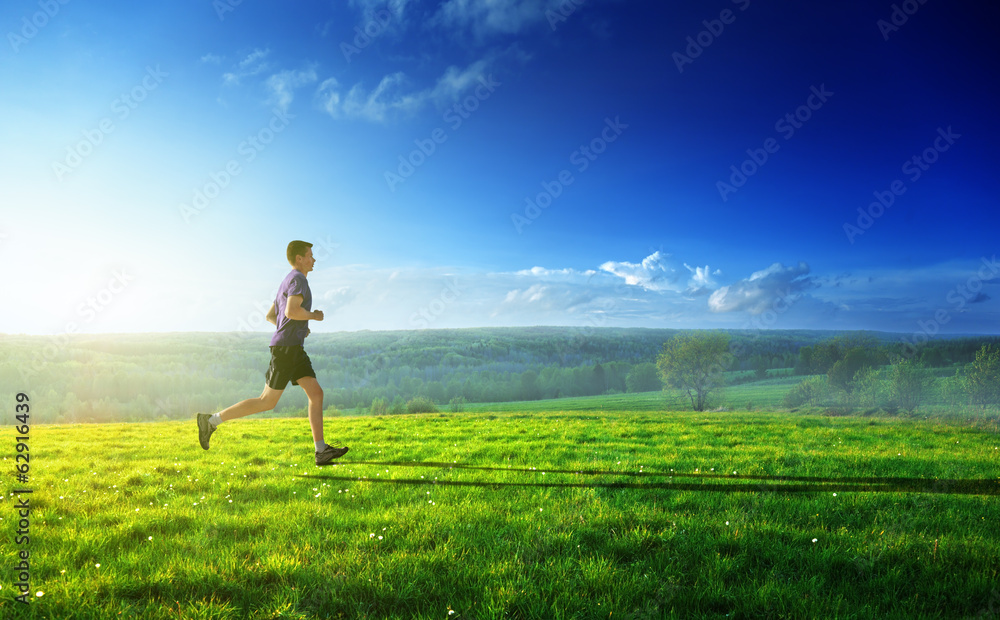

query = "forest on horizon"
[2, 326, 998, 424]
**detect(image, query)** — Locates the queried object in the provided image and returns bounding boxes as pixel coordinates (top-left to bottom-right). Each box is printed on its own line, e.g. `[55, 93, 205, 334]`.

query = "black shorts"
[265, 346, 316, 390]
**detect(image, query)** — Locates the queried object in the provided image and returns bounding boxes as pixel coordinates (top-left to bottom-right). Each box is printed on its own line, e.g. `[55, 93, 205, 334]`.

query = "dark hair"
[286, 240, 313, 266]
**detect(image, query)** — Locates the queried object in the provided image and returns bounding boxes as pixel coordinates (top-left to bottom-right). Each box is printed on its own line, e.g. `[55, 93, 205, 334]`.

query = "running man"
[197, 240, 349, 466]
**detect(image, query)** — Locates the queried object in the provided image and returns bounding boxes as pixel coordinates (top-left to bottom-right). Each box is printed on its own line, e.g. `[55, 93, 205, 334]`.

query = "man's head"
[287, 240, 315, 273]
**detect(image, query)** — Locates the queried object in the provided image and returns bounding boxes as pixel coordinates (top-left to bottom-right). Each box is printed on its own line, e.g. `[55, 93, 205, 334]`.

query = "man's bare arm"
[285, 295, 323, 321]
[266, 303, 278, 326]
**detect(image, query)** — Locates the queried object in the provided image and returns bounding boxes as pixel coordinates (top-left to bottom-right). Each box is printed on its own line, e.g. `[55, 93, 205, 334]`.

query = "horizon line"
[2, 326, 1000, 338]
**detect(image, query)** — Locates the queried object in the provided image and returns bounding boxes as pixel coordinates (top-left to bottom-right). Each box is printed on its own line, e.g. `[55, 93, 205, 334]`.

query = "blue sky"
[1, 0, 998, 338]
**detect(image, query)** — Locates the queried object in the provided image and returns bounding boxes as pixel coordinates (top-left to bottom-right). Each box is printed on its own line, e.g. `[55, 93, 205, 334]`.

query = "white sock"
[315, 441, 328, 452]
[209, 413, 223, 428]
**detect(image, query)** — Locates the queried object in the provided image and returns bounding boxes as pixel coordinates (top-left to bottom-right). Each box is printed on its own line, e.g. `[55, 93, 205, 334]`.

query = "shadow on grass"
[297, 460, 1000, 495]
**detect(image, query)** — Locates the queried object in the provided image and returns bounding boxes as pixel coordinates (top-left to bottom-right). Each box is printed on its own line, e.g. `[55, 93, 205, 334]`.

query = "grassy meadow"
[461, 375, 801, 414]
[2, 408, 999, 619]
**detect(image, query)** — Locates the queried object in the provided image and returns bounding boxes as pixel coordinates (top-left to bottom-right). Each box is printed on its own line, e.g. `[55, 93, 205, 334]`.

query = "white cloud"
[600, 252, 679, 290]
[200, 53, 223, 64]
[222, 48, 271, 86]
[317, 72, 417, 123]
[684, 263, 720, 296]
[317, 55, 499, 122]
[600, 251, 714, 296]
[316, 78, 342, 116]
[427, 58, 493, 104]
[266, 67, 318, 112]
[504, 283, 548, 304]
[515, 266, 596, 278]
[346, 0, 588, 42]
[321, 286, 359, 310]
[708, 262, 813, 315]
[433, 0, 569, 39]
[497, 281, 598, 318]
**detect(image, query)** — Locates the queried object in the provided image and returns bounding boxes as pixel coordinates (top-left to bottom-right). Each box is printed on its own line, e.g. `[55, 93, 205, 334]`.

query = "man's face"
[297, 248, 316, 273]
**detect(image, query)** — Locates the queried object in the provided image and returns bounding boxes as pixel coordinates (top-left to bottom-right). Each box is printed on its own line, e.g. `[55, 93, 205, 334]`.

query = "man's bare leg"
[297, 376, 325, 445]
[218, 385, 283, 422]
[198, 385, 282, 450]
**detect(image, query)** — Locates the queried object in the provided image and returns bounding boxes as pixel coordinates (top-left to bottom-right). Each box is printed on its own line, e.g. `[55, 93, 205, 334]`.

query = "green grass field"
[3, 409, 999, 619]
[462, 376, 801, 414]
[461, 373, 1000, 428]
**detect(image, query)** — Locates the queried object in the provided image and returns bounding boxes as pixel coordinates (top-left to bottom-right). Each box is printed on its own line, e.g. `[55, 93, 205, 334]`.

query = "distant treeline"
[1, 327, 997, 424]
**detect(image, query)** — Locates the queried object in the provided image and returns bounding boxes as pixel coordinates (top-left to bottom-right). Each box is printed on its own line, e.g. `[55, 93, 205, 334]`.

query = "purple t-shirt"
[270, 269, 312, 346]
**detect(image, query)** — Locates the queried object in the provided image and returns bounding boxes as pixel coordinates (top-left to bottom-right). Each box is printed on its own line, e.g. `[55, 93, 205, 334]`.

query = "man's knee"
[259, 394, 280, 412]
[299, 377, 323, 400]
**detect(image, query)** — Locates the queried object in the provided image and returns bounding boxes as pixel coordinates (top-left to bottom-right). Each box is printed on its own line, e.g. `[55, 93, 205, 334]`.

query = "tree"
[656, 332, 731, 411]
[852, 365, 886, 408]
[889, 358, 930, 412]
[389, 396, 406, 415]
[918, 347, 946, 367]
[592, 364, 606, 394]
[520, 370, 541, 400]
[963, 345, 1000, 405]
[795, 345, 814, 375]
[811, 341, 841, 374]
[827, 347, 872, 393]
[406, 397, 438, 414]
[782, 377, 824, 408]
[425, 381, 446, 404]
[753, 356, 769, 380]
[626, 362, 661, 393]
